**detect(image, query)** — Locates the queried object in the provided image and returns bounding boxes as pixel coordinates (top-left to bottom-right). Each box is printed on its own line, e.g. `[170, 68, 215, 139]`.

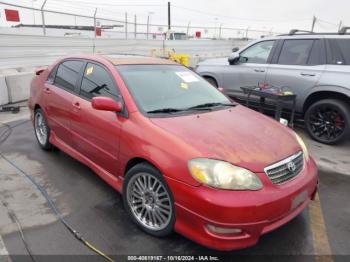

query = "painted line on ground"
[309, 193, 333, 262]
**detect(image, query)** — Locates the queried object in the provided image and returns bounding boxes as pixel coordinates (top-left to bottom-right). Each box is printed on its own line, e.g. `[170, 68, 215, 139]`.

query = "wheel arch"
[202, 75, 218, 87]
[124, 157, 160, 176]
[34, 104, 41, 111]
[303, 90, 350, 114]
[199, 71, 221, 85]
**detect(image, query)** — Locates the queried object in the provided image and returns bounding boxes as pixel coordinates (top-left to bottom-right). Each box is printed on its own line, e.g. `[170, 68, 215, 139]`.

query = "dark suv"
[196, 28, 350, 144]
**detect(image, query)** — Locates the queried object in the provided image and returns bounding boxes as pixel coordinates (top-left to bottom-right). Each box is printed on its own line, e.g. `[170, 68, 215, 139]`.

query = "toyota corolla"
[29, 55, 318, 250]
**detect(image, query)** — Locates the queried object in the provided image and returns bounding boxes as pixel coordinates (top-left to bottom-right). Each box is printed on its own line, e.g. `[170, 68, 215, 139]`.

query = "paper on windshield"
[86, 66, 94, 75]
[180, 82, 189, 89]
[176, 71, 200, 83]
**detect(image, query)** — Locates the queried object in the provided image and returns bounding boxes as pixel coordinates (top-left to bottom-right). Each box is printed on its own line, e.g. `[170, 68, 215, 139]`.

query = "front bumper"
[167, 157, 318, 251]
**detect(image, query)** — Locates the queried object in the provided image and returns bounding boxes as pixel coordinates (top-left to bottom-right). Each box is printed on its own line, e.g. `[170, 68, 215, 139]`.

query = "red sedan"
[29, 55, 318, 250]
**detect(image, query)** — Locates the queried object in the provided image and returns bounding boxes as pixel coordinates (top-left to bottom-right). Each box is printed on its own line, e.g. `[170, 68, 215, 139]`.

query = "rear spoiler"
[35, 67, 47, 76]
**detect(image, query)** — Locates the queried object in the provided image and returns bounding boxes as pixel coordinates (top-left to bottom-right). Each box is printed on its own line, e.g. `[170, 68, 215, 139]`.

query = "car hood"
[197, 57, 229, 66]
[150, 106, 301, 172]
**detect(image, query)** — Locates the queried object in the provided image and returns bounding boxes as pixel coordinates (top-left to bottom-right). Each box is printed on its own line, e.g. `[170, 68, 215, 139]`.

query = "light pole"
[41, 0, 48, 35]
[245, 26, 250, 39]
[32, 0, 37, 25]
[148, 12, 155, 26]
[186, 21, 191, 38]
[214, 17, 218, 39]
[147, 12, 154, 39]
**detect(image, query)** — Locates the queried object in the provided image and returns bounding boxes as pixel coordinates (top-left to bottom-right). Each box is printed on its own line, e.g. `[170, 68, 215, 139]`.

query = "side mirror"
[92, 97, 123, 113]
[228, 52, 240, 65]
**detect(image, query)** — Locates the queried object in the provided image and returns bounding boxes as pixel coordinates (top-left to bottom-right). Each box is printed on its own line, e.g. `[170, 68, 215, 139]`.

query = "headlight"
[188, 158, 263, 190]
[295, 133, 310, 161]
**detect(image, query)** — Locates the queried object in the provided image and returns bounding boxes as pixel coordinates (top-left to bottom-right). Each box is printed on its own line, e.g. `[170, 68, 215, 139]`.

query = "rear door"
[265, 39, 326, 111]
[43, 60, 84, 146]
[70, 62, 122, 175]
[222, 40, 276, 98]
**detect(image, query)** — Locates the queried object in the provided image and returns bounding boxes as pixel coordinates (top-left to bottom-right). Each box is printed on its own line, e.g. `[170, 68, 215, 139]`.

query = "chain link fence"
[0, 1, 281, 40]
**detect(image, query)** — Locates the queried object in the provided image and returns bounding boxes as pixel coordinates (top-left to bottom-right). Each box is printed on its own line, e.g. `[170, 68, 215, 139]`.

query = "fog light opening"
[206, 224, 243, 235]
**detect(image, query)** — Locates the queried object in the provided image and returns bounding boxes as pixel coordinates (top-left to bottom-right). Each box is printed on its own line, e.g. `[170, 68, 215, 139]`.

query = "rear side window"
[328, 39, 350, 65]
[80, 63, 120, 100]
[278, 40, 314, 65]
[54, 61, 84, 91]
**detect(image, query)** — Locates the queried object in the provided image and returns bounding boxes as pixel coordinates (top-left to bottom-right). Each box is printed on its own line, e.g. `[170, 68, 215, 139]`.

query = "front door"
[222, 40, 276, 99]
[70, 62, 122, 175]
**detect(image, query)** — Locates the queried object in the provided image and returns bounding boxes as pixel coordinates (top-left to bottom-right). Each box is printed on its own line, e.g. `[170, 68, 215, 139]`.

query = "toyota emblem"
[287, 161, 296, 172]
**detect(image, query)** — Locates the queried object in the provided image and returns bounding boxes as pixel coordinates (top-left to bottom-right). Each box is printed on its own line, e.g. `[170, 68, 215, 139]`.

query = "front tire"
[305, 99, 350, 144]
[34, 109, 53, 150]
[123, 163, 175, 237]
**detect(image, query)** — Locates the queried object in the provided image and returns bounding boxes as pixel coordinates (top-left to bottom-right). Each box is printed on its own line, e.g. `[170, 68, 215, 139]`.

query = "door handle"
[300, 72, 316, 77]
[254, 69, 265, 73]
[44, 87, 51, 94]
[73, 102, 81, 110]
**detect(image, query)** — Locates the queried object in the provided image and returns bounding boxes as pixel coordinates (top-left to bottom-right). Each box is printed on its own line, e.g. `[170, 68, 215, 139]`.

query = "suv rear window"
[328, 39, 350, 65]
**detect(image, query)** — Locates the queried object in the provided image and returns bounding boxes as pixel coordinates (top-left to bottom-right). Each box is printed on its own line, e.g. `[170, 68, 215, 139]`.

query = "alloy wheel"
[35, 111, 48, 146]
[308, 105, 345, 142]
[126, 173, 172, 231]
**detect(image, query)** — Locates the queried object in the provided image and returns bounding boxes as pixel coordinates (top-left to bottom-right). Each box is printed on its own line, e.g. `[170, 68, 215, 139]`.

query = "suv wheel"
[305, 99, 350, 144]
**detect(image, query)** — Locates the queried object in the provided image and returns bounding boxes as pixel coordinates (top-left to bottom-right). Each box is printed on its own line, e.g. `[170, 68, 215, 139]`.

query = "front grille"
[264, 151, 304, 185]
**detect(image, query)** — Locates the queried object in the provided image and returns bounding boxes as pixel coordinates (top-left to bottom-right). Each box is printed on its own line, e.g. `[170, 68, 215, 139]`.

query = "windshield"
[117, 65, 231, 114]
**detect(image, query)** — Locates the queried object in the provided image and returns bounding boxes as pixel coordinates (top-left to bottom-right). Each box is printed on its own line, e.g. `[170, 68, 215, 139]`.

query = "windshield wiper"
[187, 102, 236, 110]
[147, 103, 235, 114]
[147, 108, 185, 114]
[147, 106, 212, 114]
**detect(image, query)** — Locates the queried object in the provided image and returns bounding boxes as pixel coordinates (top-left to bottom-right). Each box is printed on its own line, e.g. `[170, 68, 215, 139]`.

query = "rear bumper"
[168, 157, 318, 251]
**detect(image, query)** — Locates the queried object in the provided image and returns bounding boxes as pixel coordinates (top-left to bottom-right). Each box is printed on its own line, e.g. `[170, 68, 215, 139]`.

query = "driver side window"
[80, 63, 120, 101]
[239, 40, 275, 64]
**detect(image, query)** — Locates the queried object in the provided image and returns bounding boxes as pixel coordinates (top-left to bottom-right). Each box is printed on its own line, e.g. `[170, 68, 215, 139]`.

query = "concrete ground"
[0, 105, 349, 261]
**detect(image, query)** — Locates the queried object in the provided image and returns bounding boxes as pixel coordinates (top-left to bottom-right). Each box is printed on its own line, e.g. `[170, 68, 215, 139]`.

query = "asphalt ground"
[0, 113, 349, 262]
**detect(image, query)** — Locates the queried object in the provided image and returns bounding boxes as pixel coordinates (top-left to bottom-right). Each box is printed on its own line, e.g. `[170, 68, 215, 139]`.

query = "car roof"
[58, 54, 178, 66]
[106, 56, 178, 65]
[260, 34, 350, 41]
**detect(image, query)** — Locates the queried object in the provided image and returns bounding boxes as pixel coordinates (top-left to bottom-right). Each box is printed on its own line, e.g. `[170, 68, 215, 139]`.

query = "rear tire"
[305, 99, 350, 144]
[204, 77, 218, 88]
[123, 163, 175, 237]
[34, 109, 53, 150]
